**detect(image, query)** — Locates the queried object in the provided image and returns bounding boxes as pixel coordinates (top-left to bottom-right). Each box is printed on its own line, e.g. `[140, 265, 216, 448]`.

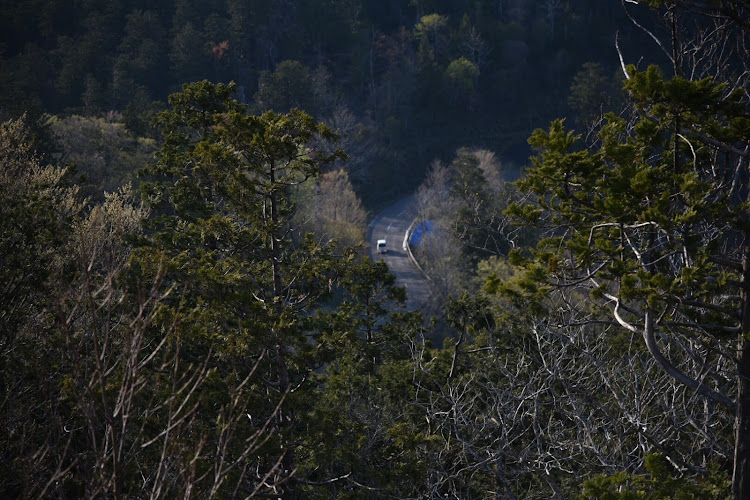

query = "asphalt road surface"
[367, 195, 431, 311]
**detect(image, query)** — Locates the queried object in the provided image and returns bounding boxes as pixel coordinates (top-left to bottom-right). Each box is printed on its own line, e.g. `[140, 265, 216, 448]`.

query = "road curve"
[367, 195, 431, 311]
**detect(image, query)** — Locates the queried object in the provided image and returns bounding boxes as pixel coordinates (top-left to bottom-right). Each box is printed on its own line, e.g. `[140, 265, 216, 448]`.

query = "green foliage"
[49, 113, 157, 200]
[113, 9, 168, 105]
[507, 63, 747, 315]
[414, 13, 449, 63]
[447, 148, 518, 258]
[0, 115, 80, 338]
[254, 60, 316, 114]
[298, 355, 429, 497]
[0, 82, 429, 497]
[445, 57, 479, 97]
[294, 167, 368, 249]
[579, 454, 731, 499]
[0, 0, 666, 206]
[136, 80, 427, 495]
[569, 61, 624, 125]
[493, 29, 747, 499]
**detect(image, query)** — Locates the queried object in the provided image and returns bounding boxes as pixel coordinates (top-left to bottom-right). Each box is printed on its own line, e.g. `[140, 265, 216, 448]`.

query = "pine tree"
[504, 62, 750, 493]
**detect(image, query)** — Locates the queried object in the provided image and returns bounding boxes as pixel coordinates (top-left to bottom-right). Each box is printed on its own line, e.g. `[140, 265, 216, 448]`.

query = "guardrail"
[403, 221, 432, 283]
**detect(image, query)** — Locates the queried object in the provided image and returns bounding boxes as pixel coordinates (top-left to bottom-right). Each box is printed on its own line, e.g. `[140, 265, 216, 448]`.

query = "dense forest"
[2, 0, 750, 498]
[0, 0, 657, 203]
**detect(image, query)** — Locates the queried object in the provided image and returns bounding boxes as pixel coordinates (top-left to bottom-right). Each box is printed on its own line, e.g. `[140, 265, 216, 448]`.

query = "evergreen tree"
[504, 62, 749, 494]
[139, 80, 350, 497]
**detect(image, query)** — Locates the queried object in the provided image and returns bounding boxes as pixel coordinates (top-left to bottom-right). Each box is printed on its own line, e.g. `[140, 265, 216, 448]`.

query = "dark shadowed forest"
[1, 0, 658, 203]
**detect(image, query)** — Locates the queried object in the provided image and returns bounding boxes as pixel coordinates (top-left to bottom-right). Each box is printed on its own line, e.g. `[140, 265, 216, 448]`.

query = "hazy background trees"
[49, 113, 157, 199]
[0, 0, 651, 206]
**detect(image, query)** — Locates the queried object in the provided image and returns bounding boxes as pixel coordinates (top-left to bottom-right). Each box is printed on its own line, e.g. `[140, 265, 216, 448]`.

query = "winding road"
[367, 195, 431, 311]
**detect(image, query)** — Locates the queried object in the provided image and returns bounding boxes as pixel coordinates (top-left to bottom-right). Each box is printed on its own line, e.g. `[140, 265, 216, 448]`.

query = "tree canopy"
[3, 1, 750, 498]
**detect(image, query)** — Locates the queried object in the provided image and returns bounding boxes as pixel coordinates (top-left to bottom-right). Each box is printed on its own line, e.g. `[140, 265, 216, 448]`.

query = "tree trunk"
[733, 237, 750, 499]
[270, 164, 296, 499]
[733, 339, 750, 499]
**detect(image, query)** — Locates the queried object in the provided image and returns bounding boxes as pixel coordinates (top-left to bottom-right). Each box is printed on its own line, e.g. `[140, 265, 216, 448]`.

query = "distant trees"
[417, 148, 518, 260]
[113, 10, 168, 107]
[414, 13, 449, 64]
[296, 168, 368, 249]
[414, 159, 467, 301]
[169, 21, 210, 86]
[253, 60, 316, 114]
[412, 148, 524, 307]
[568, 61, 623, 127]
[444, 57, 479, 103]
[0, 0, 654, 204]
[50, 113, 157, 199]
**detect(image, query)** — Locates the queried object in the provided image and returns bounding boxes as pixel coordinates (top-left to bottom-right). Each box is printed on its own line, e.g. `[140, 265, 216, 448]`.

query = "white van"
[376, 239, 387, 253]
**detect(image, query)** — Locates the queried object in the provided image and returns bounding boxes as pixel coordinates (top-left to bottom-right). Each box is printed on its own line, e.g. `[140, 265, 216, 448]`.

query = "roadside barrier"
[403, 221, 432, 283]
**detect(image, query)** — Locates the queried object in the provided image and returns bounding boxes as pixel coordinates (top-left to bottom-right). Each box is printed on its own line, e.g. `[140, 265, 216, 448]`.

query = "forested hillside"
[0, 0, 653, 203]
[2, 0, 750, 498]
